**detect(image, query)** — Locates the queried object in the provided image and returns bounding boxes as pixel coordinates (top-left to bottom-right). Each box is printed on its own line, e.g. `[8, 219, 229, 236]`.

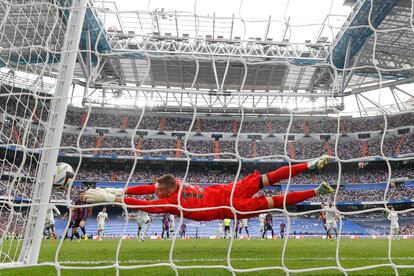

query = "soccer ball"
[53, 162, 74, 188]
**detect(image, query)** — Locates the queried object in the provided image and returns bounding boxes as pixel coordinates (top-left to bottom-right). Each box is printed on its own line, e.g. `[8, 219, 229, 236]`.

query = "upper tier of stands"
[1, 94, 413, 160]
[0, 93, 412, 135]
[63, 107, 414, 134]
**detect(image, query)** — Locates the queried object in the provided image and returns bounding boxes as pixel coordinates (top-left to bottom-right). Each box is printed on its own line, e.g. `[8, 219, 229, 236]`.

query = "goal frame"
[12, 0, 88, 265]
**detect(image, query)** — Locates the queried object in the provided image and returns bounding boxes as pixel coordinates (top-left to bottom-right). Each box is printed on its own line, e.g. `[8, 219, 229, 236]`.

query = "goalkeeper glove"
[103, 188, 124, 197]
[85, 188, 116, 203]
[314, 181, 334, 196]
[308, 154, 333, 170]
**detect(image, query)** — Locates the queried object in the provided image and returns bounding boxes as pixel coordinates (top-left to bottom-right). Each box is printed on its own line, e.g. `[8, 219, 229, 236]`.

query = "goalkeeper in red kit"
[85, 155, 334, 221]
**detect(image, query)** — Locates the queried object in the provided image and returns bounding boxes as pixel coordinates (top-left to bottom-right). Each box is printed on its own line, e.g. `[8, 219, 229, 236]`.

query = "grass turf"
[1, 238, 414, 275]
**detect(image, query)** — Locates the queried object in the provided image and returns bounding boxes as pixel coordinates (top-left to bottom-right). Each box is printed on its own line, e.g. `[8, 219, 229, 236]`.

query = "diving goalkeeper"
[85, 155, 334, 221]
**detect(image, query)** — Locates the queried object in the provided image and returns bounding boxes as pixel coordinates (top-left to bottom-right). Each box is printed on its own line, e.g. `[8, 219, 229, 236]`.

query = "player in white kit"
[388, 207, 399, 236]
[137, 210, 151, 241]
[96, 207, 109, 240]
[238, 218, 250, 239]
[259, 213, 267, 239]
[217, 221, 224, 239]
[45, 203, 61, 240]
[324, 201, 339, 239]
[169, 214, 175, 237]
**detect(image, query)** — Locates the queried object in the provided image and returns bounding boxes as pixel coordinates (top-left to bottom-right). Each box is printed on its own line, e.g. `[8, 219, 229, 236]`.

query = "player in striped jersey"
[69, 192, 92, 241]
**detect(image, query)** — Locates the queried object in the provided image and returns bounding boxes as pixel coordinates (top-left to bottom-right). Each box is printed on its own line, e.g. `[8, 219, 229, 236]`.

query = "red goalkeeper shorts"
[223, 170, 262, 199]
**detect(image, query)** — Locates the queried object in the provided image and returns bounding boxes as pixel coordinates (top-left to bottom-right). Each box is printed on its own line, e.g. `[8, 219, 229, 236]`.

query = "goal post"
[11, 0, 88, 265]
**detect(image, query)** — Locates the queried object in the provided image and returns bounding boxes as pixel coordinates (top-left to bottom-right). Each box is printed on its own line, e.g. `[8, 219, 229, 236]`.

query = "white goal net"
[0, 0, 413, 275]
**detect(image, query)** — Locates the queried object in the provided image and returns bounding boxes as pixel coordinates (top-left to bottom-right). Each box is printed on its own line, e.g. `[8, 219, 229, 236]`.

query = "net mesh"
[0, 0, 413, 274]
[0, 0, 65, 262]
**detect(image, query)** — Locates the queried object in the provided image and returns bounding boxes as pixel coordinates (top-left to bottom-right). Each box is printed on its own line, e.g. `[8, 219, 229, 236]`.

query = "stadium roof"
[0, 0, 413, 115]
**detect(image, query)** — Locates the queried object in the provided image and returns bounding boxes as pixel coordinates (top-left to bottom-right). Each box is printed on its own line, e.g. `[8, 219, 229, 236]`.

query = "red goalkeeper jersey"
[123, 180, 264, 221]
[122, 163, 313, 221]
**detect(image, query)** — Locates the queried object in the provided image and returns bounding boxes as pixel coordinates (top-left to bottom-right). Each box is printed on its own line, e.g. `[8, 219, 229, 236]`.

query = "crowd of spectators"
[63, 107, 414, 134]
[54, 132, 414, 159]
[0, 207, 26, 238]
[43, 163, 413, 185]
[401, 223, 414, 235]
[0, 93, 50, 123]
[1, 95, 413, 135]
[1, 103, 413, 160]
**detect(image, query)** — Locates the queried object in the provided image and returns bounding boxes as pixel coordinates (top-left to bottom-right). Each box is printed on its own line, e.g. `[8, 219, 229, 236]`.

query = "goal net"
[0, 0, 413, 274]
[0, 0, 88, 266]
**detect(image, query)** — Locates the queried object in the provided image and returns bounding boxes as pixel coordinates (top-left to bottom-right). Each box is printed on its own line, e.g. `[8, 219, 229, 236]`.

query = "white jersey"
[137, 210, 150, 223]
[169, 215, 175, 229]
[259, 214, 266, 225]
[97, 212, 108, 225]
[388, 212, 399, 227]
[45, 204, 60, 225]
[324, 206, 337, 223]
[217, 222, 224, 234]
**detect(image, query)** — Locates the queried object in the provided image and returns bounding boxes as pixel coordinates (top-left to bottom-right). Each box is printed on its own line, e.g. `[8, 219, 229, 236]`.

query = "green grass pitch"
[2, 239, 414, 275]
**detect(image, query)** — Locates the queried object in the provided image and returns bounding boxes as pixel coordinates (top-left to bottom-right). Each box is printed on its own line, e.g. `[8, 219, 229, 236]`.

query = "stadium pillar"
[196, 118, 202, 135]
[395, 135, 405, 155]
[135, 136, 143, 155]
[252, 139, 257, 158]
[362, 139, 368, 158]
[80, 110, 88, 129]
[324, 141, 333, 156]
[11, 124, 21, 145]
[288, 141, 295, 159]
[214, 140, 220, 158]
[339, 118, 346, 135]
[175, 137, 182, 158]
[94, 134, 104, 155]
[120, 115, 128, 131]
[18, 0, 88, 265]
[159, 116, 166, 133]
[303, 120, 309, 136]
[232, 120, 238, 135]
[266, 119, 273, 135]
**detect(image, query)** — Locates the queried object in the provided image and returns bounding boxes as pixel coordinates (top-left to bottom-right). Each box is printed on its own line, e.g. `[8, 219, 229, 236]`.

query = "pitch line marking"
[54, 257, 414, 265]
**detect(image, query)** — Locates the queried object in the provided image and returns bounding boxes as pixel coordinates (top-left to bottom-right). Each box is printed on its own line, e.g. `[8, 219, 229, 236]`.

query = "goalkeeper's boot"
[315, 181, 334, 196]
[84, 235, 88, 240]
[308, 155, 333, 170]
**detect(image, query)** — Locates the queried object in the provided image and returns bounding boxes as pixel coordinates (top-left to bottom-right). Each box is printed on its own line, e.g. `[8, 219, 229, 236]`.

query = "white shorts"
[260, 223, 264, 231]
[392, 223, 399, 230]
[98, 223, 104, 230]
[45, 219, 55, 228]
[326, 221, 337, 230]
[138, 219, 150, 227]
[170, 224, 175, 231]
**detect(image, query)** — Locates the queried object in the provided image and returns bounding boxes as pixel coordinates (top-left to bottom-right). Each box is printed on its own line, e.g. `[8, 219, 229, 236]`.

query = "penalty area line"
[54, 257, 414, 265]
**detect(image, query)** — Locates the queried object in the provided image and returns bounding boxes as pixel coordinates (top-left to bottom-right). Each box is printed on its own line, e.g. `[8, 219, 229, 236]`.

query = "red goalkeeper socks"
[266, 163, 309, 185]
[271, 189, 315, 208]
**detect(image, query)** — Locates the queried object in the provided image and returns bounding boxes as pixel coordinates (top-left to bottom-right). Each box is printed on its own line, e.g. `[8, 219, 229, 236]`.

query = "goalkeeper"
[86, 155, 334, 221]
